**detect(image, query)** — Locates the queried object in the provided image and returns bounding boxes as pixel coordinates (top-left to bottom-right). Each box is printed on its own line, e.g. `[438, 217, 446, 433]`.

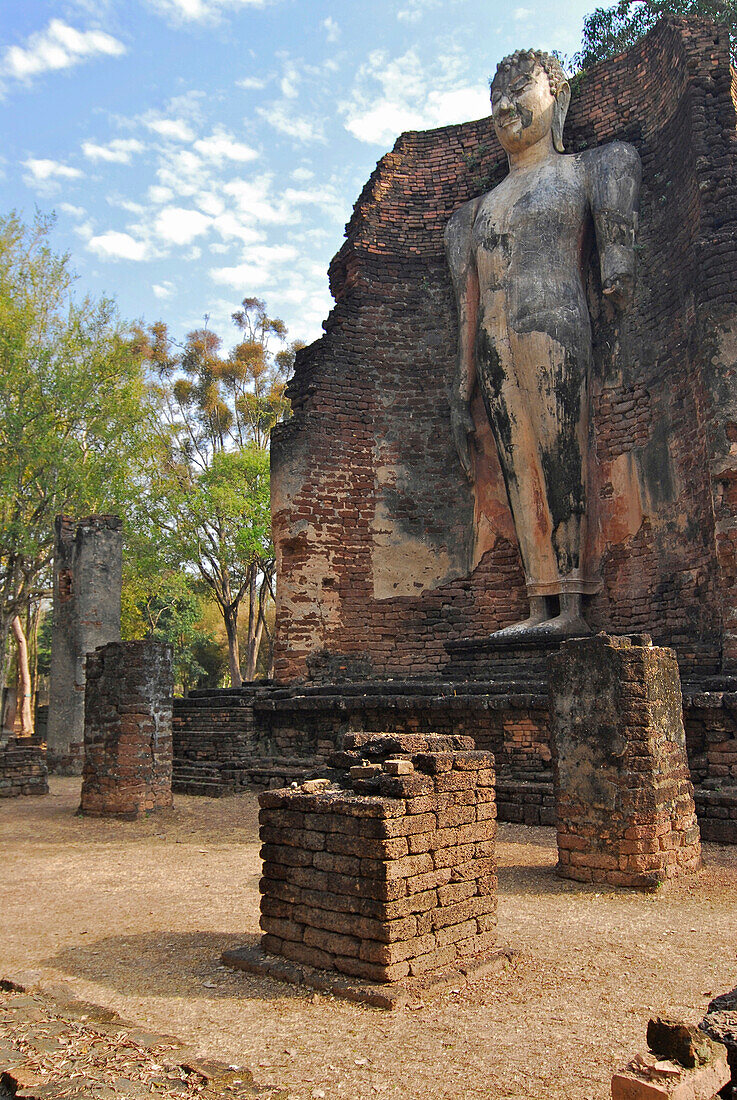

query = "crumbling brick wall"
[80, 641, 173, 818]
[0, 736, 48, 798]
[549, 634, 702, 888]
[258, 733, 497, 982]
[272, 17, 737, 683]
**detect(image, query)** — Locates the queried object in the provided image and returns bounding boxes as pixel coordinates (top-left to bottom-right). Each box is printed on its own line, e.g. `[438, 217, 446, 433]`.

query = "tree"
[0, 211, 157, 706]
[139, 298, 298, 686]
[574, 0, 736, 70]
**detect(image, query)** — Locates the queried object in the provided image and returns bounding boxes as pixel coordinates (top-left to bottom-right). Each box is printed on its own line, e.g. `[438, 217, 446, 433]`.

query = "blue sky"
[2, 0, 594, 348]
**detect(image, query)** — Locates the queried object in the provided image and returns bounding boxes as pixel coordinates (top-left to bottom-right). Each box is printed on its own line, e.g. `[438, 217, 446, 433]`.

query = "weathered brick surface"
[48, 515, 122, 774]
[549, 635, 702, 888]
[0, 735, 48, 798]
[172, 677, 737, 841]
[80, 641, 173, 818]
[271, 17, 737, 684]
[257, 734, 497, 982]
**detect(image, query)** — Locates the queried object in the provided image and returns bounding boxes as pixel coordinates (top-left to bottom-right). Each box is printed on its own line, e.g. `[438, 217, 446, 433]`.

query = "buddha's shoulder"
[577, 140, 642, 178]
[445, 194, 484, 249]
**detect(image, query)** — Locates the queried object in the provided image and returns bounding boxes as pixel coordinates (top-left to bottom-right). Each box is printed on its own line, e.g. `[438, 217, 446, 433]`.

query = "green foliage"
[136, 298, 296, 685]
[0, 211, 158, 676]
[574, 0, 736, 69]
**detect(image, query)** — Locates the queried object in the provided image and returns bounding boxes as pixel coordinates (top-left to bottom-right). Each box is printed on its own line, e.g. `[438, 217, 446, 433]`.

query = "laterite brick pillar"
[80, 640, 173, 818]
[48, 515, 122, 774]
[258, 733, 497, 982]
[548, 634, 701, 889]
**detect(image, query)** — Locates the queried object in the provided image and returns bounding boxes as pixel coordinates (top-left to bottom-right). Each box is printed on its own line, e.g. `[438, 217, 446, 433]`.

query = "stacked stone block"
[80, 641, 173, 818]
[549, 634, 702, 889]
[0, 736, 48, 797]
[258, 733, 497, 983]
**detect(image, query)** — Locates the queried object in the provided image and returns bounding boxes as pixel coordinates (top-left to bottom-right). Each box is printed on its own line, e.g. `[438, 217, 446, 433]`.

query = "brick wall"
[272, 17, 737, 683]
[0, 736, 48, 798]
[80, 641, 173, 819]
[549, 635, 702, 888]
[258, 733, 496, 982]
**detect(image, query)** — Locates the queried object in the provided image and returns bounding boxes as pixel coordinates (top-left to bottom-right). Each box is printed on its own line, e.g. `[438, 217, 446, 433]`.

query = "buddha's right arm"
[444, 199, 482, 482]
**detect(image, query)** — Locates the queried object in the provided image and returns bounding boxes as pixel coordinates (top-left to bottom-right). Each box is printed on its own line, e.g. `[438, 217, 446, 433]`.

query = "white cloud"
[23, 158, 83, 189]
[322, 17, 340, 43]
[210, 212, 265, 245]
[144, 117, 196, 142]
[237, 74, 267, 90]
[82, 137, 145, 163]
[154, 206, 212, 245]
[342, 48, 489, 146]
[153, 281, 174, 299]
[280, 60, 300, 99]
[257, 101, 326, 144]
[222, 175, 299, 225]
[396, 0, 439, 22]
[291, 166, 314, 182]
[58, 202, 86, 217]
[210, 243, 299, 288]
[193, 129, 258, 162]
[88, 230, 149, 261]
[514, 7, 533, 18]
[144, 0, 268, 25]
[0, 19, 125, 87]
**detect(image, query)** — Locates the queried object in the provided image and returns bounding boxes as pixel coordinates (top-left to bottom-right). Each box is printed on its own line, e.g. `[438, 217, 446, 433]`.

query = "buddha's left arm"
[589, 141, 642, 309]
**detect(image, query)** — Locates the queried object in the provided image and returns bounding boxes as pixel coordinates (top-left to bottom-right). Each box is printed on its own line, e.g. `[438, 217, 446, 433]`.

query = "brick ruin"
[168, 18, 737, 849]
[271, 17, 737, 682]
[549, 634, 702, 888]
[242, 733, 497, 987]
[0, 736, 48, 799]
[79, 641, 173, 819]
[48, 515, 123, 774]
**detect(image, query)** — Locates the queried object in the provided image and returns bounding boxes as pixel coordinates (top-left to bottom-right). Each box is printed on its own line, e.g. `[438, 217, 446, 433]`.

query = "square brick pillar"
[548, 634, 701, 889]
[257, 734, 497, 983]
[80, 641, 173, 818]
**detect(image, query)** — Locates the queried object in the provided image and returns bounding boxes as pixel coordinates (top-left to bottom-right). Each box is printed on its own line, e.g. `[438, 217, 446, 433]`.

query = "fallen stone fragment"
[647, 1018, 718, 1069]
[301, 779, 332, 794]
[612, 1022, 730, 1100]
[349, 764, 383, 779]
[383, 759, 415, 776]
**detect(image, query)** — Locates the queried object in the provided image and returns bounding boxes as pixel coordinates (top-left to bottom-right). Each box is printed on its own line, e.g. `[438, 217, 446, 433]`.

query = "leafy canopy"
[0, 212, 156, 638]
[574, 0, 736, 69]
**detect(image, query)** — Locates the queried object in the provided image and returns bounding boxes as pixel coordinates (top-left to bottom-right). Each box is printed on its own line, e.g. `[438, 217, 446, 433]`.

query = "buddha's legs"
[477, 325, 591, 636]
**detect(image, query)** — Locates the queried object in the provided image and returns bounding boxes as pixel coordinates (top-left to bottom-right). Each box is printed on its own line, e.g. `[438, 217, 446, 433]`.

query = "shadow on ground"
[42, 931, 306, 1003]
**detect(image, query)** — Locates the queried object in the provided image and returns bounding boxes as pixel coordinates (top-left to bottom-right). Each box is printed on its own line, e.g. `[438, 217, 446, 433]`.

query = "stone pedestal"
[253, 733, 497, 984]
[48, 515, 122, 774]
[80, 641, 173, 819]
[548, 634, 701, 889]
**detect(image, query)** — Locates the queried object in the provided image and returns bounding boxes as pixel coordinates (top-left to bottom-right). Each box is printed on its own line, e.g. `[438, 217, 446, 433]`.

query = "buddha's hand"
[603, 272, 634, 310]
[450, 400, 475, 483]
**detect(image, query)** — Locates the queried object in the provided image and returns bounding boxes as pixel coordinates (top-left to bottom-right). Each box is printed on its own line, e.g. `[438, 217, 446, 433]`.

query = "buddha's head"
[491, 49, 570, 155]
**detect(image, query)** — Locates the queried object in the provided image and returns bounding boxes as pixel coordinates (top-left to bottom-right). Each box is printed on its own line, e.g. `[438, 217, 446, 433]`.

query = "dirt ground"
[1, 778, 735, 1100]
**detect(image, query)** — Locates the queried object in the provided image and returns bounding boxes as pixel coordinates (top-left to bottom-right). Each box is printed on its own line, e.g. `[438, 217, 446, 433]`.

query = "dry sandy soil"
[1, 778, 735, 1100]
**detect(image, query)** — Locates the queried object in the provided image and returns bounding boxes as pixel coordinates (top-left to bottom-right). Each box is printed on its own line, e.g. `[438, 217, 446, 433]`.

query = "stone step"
[172, 779, 235, 797]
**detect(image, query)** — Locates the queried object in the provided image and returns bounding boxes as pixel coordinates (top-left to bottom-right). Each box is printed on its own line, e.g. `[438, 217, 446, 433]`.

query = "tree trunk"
[11, 616, 34, 736]
[223, 605, 242, 688]
[244, 569, 259, 681]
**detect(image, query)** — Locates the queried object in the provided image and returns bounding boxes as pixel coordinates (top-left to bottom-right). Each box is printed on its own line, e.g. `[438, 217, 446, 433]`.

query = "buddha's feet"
[488, 613, 591, 642]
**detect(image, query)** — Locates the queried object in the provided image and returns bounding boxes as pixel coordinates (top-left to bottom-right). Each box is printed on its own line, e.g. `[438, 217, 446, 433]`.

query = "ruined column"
[548, 634, 701, 889]
[80, 640, 173, 818]
[47, 515, 122, 774]
[228, 734, 497, 989]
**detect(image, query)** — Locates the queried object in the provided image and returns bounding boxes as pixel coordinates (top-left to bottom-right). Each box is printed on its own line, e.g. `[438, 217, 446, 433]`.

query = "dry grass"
[1, 777, 735, 1100]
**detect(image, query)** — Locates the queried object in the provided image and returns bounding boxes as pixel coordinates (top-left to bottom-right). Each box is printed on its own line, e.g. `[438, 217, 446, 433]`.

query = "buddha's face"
[491, 62, 556, 154]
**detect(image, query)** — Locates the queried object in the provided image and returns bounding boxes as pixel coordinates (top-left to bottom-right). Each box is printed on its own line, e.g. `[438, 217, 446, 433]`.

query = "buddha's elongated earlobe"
[552, 80, 571, 153]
